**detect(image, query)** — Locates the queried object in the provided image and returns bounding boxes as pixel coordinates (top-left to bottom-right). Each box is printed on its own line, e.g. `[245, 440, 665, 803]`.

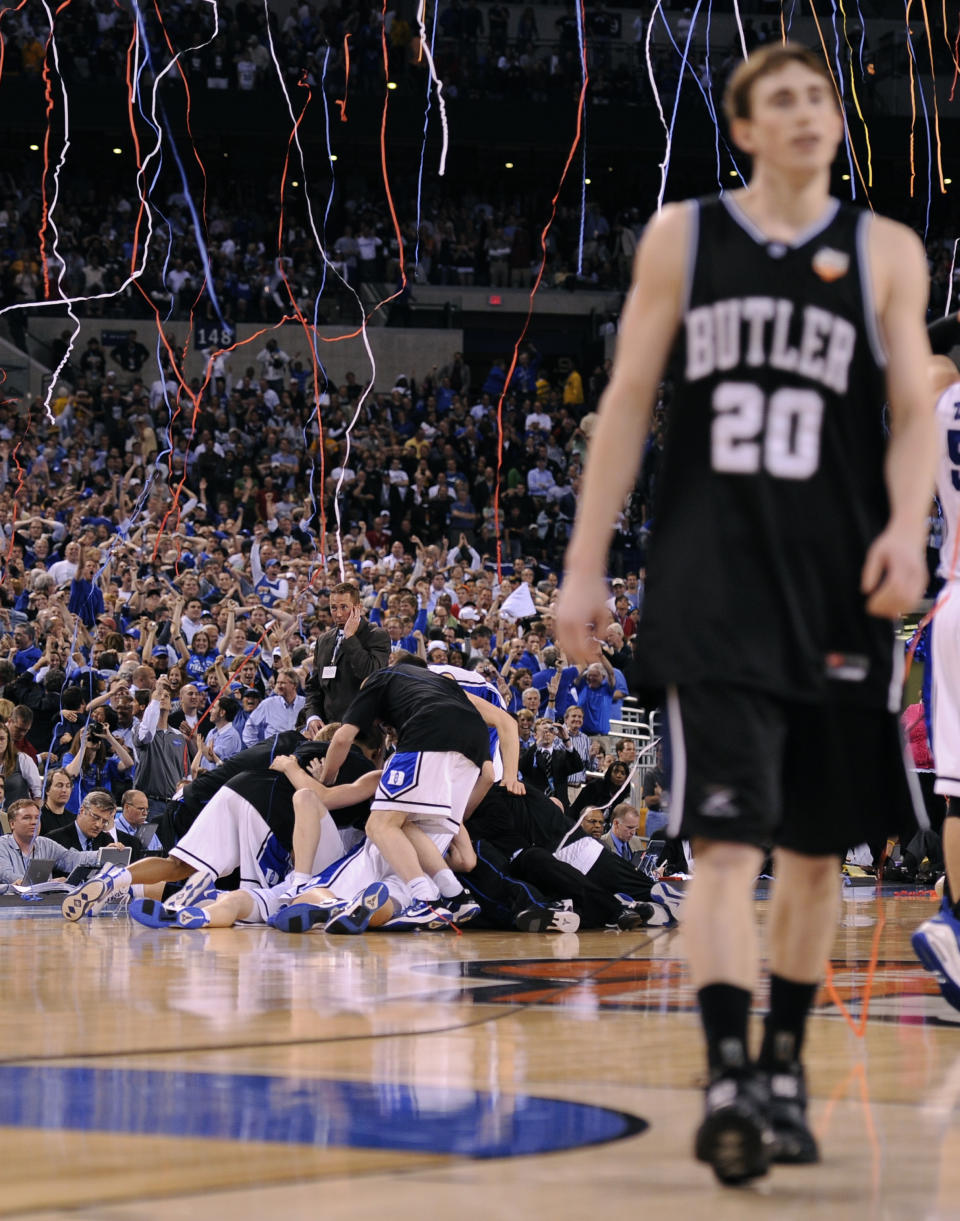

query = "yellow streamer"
[807, 0, 872, 209]
[837, 0, 873, 188]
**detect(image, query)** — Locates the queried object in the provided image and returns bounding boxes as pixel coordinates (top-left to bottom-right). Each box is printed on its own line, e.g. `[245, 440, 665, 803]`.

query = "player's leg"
[366, 751, 478, 904]
[758, 847, 840, 1163]
[270, 881, 395, 934]
[176, 889, 258, 929]
[914, 801, 960, 1007]
[62, 855, 194, 921]
[284, 788, 344, 892]
[403, 822, 480, 923]
[914, 596, 960, 1007]
[668, 684, 782, 1185]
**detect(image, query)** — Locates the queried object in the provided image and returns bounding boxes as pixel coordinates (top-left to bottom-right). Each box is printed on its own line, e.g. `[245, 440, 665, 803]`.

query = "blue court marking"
[0, 1067, 646, 1157]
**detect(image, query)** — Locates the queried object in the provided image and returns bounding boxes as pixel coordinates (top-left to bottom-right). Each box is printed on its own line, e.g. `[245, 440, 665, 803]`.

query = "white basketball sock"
[409, 874, 440, 901]
[434, 868, 462, 898]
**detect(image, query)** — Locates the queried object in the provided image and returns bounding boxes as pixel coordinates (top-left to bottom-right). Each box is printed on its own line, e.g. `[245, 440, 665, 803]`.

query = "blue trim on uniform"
[0, 1066, 646, 1156]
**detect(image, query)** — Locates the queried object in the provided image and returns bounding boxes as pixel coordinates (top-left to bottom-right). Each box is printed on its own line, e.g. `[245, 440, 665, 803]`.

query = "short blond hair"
[723, 43, 834, 123]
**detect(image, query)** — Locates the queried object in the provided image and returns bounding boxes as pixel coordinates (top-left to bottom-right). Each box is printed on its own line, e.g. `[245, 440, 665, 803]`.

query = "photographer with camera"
[61, 710, 135, 815]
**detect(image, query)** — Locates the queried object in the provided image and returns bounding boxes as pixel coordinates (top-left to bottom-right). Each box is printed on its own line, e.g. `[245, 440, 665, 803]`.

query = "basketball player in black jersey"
[557, 44, 937, 1185]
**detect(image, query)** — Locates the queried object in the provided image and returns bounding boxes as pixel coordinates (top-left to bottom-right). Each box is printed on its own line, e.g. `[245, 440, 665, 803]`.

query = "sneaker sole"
[325, 884, 390, 935]
[515, 907, 581, 933]
[62, 877, 113, 922]
[695, 1111, 772, 1185]
[271, 902, 343, 934]
[912, 923, 960, 1011]
[128, 899, 178, 929]
[176, 906, 211, 929]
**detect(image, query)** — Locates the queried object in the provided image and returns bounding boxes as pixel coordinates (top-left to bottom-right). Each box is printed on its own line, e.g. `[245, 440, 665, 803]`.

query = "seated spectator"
[242, 669, 304, 746]
[8, 705, 38, 762]
[0, 797, 99, 884]
[48, 788, 143, 856]
[516, 708, 536, 753]
[642, 771, 669, 838]
[0, 719, 41, 804]
[62, 717, 134, 814]
[578, 807, 607, 840]
[39, 767, 76, 836]
[114, 789, 161, 852]
[570, 760, 630, 819]
[601, 802, 644, 860]
[563, 705, 591, 797]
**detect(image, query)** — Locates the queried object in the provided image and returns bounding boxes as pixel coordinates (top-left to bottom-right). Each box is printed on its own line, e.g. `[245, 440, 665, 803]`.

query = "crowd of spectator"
[0, 315, 672, 875]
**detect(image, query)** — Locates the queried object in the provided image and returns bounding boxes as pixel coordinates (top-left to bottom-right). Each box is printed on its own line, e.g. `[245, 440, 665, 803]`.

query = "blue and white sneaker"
[649, 879, 684, 925]
[129, 898, 179, 929]
[62, 865, 129, 921]
[270, 896, 347, 934]
[324, 883, 390, 935]
[912, 910, 960, 1012]
[379, 899, 453, 931]
[176, 906, 212, 929]
[165, 870, 218, 912]
[440, 888, 481, 926]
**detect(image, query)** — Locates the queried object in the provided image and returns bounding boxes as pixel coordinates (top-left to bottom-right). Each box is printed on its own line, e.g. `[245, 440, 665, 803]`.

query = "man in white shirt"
[242, 669, 305, 746]
[48, 540, 81, 587]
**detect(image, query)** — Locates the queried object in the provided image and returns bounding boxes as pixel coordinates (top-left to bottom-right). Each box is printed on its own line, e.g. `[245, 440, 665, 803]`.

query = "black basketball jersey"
[633, 194, 896, 707]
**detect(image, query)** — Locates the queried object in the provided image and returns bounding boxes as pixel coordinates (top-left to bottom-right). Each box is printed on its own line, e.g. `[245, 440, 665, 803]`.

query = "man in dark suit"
[600, 802, 645, 862]
[304, 581, 390, 727]
[48, 789, 145, 859]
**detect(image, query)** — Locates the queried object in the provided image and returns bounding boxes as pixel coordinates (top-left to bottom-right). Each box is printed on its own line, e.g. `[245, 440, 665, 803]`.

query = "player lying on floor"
[131, 821, 481, 934]
[62, 761, 382, 921]
[459, 786, 685, 931]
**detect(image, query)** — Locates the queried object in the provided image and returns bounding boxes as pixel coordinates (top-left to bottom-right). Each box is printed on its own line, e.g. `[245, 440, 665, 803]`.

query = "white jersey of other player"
[428, 662, 505, 781]
[935, 379, 960, 581]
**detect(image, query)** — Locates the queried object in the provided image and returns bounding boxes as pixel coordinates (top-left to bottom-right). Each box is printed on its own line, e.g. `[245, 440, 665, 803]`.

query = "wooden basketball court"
[2, 887, 959, 1220]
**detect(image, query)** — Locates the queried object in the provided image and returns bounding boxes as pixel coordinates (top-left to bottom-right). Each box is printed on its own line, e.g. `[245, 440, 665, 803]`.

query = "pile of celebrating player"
[60, 651, 682, 936]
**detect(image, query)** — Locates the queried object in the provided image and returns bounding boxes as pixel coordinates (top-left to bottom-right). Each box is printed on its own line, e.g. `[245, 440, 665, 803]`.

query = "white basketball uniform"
[931, 379, 960, 797]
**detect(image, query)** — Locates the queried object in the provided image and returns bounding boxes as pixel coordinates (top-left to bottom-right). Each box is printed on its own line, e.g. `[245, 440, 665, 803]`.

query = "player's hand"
[556, 572, 612, 663]
[306, 757, 328, 780]
[504, 778, 526, 795]
[342, 604, 362, 638]
[860, 528, 927, 619]
[269, 754, 297, 773]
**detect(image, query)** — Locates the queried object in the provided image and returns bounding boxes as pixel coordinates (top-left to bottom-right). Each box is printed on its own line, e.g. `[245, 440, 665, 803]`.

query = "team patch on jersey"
[824, 652, 869, 682]
[812, 247, 850, 282]
[377, 751, 423, 799]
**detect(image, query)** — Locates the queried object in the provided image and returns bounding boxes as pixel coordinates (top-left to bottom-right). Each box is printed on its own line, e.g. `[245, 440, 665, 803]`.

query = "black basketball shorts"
[664, 682, 927, 855]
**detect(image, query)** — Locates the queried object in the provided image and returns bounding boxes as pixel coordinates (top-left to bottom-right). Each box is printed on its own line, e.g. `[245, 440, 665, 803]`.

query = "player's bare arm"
[268, 755, 382, 805]
[863, 217, 938, 618]
[317, 722, 360, 784]
[557, 203, 691, 660]
[466, 692, 525, 794]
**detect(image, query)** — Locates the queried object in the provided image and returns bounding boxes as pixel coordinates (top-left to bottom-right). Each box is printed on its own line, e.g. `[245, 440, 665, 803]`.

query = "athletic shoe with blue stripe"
[61, 865, 128, 921]
[380, 899, 453, 931]
[912, 909, 960, 1012]
[649, 879, 684, 925]
[440, 888, 481, 926]
[129, 898, 179, 929]
[165, 870, 218, 911]
[324, 883, 390, 935]
[176, 906, 212, 929]
[270, 895, 347, 934]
